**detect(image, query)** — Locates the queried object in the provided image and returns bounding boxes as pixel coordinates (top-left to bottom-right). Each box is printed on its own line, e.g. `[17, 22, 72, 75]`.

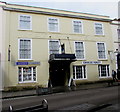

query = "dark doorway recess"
[49, 61, 71, 87]
[49, 54, 76, 87]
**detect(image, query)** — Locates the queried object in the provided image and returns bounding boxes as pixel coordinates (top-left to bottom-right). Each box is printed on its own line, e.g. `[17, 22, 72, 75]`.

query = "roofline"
[1, 1, 110, 18]
[3, 6, 111, 22]
[0, 1, 6, 4]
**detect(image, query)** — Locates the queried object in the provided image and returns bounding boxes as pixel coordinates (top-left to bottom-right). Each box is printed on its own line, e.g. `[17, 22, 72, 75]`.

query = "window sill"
[73, 32, 84, 34]
[18, 29, 32, 31]
[48, 30, 60, 32]
[97, 59, 108, 61]
[18, 59, 33, 61]
[18, 81, 37, 84]
[71, 33, 85, 36]
[76, 59, 86, 61]
[94, 34, 105, 37]
[99, 76, 111, 78]
[73, 78, 87, 81]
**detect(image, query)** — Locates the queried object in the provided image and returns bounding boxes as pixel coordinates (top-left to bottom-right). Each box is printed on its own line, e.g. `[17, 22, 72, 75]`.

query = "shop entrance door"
[49, 61, 70, 87]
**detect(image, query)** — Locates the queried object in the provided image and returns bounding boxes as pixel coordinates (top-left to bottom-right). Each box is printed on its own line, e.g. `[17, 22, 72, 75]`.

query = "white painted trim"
[72, 19, 84, 34]
[73, 65, 87, 80]
[94, 22, 104, 35]
[35, 66, 37, 82]
[48, 39, 61, 55]
[74, 41, 86, 60]
[109, 65, 112, 77]
[18, 38, 32, 60]
[96, 42, 108, 60]
[18, 66, 37, 83]
[18, 14, 32, 30]
[47, 17, 60, 32]
[98, 65, 111, 78]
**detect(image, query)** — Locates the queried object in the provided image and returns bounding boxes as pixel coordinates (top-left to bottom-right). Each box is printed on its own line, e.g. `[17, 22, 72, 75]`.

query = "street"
[2, 86, 119, 111]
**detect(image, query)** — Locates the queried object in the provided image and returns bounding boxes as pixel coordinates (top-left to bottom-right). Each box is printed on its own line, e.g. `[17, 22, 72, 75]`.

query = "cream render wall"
[0, 6, 3, 89]
[1, 2, 116, 88]
[0, 5, 6, 89]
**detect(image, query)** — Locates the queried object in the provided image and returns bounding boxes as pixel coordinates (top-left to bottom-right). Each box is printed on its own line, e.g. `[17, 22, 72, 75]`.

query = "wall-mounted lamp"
[61, 43, 65, 54]
[114, 49, 119, 53]
[49, 36, 51, 39]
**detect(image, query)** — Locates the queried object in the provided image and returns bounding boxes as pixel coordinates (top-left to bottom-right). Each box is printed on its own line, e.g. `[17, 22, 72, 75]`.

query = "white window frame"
[74, 41, 85, 60]
[18, 66, 37, 83]
[48, 17, 59, 32]
[98, 65, 110, 78]
[96, 42, 107, 60]
[73, 20, 83, 34]
[48, 40, 61, 55]
[117, 29, 120, 39]
[94, 22, 104, 35]
[18, 38, 32, 60]
[18, 14, 32, 30]
[73, 65, 87, 80]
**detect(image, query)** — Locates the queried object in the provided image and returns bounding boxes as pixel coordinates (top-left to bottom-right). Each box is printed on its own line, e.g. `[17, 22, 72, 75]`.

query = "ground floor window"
[98, 65, 110, 78]
[18, 67, 36, 83]
[73, 65, 86, 80]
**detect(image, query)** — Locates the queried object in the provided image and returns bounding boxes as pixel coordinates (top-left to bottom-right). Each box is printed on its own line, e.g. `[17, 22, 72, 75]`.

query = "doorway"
[49, 61, 70, 87]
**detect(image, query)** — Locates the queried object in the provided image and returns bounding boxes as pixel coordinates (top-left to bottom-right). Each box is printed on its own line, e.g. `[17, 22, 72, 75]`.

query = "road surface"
[2, 86, 119, 111]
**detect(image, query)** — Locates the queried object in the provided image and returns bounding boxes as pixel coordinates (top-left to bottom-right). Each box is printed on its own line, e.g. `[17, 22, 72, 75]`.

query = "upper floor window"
[49, 40, 60, 54]
[75, 42, 85, 59]
[19, 15, 32, 30]
[18, 39, 32, 60]
[73, 20, 83, 33]
[73, 65, 86, 80]
[95, 23, 104, 35]
[98, 65, 110, 78]
[48, 18, 59, 32]
[97, 42, 107, 59]
[117, 29, 120, 39]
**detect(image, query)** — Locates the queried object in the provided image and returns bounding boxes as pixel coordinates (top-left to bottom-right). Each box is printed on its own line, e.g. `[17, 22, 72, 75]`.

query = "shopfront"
[49, 54, 76, 87]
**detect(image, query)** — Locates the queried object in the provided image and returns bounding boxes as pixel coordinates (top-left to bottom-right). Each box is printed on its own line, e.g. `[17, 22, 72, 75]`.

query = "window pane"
[18, 67, 36, 83]
[76, 66, 82, 79]
[97, 43, 106, 59]
[107, 65, 110, 76]
[49, 18, 58, 32]
[33, 67, 36, 81]
[101, 65, 106, 77]
[95, 23, 103, 35]
[117, 29, 120, 39]
[18, 67, 22, 82]
[75, 42, 84, 59]
[23, 67, 32, 81]
[73, 21, 82, 33]
[19, 39, 31, 59]
[19, 15, 31, 30]
[49, 40, 59, 54]
[98, 65, 109, 77]
[73, 66, 86, 80]
[83, 66, 86, 78]
[73, 66, 75, 79]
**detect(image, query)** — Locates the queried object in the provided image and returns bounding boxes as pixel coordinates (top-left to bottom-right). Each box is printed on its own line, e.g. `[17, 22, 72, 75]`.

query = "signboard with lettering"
[82, 61, 102, 65]
[15, 61, 40, 66]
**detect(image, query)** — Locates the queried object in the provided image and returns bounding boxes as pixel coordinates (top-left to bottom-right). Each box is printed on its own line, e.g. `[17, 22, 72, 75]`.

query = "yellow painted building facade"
[0, 2, 116, 89]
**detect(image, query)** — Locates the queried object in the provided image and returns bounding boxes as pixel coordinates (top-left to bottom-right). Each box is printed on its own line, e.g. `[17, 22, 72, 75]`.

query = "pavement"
[1, 81, 120, 99]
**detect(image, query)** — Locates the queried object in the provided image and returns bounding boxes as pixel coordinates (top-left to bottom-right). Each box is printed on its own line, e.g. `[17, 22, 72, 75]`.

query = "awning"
[49, 54, 76, 63]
